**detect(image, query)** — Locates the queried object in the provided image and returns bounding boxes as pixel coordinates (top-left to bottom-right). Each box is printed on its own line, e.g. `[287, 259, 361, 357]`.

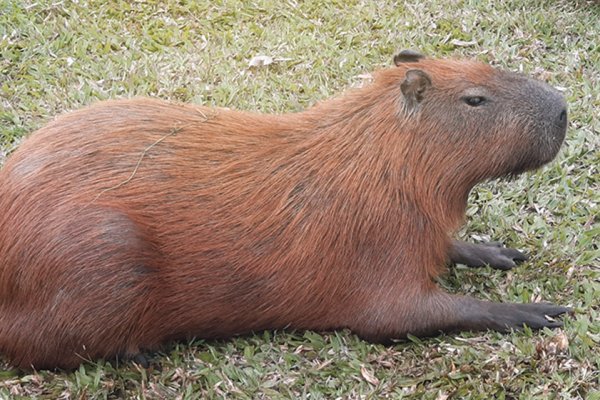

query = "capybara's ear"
[393, 50, 425, 66]
[401, 69, 431, 110]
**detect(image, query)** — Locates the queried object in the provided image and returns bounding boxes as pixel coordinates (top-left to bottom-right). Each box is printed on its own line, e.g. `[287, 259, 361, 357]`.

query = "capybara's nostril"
[558, 108, 568, 127]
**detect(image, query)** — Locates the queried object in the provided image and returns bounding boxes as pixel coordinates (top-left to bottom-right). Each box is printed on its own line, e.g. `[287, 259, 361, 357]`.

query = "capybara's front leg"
[351, 288, 569, 342]
[447, 296, 570, 333]
[449, 239, 528, 270]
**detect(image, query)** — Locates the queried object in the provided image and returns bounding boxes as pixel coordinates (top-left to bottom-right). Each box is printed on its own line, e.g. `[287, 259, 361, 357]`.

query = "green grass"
[1, 0, 599, 398]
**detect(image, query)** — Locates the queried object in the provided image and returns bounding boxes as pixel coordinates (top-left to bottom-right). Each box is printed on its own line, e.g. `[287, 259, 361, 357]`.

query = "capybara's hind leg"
[0, 308, 85, 369]
[351, 287, 569, 342]
[0, 204, 163, 369]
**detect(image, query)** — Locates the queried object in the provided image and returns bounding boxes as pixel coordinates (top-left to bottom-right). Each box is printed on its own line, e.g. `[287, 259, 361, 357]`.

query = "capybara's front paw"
[450, 240, 528, 270]
[485, 302, 571, 331]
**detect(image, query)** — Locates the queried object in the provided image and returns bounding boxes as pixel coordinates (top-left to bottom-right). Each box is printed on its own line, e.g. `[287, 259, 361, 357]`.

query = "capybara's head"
[387, 50, 567, 183]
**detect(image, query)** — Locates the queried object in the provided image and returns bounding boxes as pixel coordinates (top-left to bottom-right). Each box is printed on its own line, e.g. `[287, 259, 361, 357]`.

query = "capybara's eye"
[462, 96, 486, 107]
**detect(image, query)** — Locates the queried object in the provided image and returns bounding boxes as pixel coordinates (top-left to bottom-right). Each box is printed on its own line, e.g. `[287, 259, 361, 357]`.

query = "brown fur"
[0, 54, 568, 369]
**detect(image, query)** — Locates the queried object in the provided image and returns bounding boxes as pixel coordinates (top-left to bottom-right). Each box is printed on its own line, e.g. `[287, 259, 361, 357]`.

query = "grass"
[1, 0, 599, 398]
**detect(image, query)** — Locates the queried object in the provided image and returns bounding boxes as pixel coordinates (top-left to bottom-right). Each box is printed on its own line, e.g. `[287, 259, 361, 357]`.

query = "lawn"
[0, 0, 599, 398]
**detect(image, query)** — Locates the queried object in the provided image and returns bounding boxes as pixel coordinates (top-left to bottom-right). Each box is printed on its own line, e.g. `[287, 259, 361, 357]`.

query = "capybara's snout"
[529, 79, 568, 146]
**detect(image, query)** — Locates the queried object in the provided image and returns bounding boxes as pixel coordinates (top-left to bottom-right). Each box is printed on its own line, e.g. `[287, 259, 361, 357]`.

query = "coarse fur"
[0, 53, 569, 369]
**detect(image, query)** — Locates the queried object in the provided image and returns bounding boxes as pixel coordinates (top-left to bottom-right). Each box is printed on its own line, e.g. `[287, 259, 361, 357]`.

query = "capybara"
[0, 50, 569, 369]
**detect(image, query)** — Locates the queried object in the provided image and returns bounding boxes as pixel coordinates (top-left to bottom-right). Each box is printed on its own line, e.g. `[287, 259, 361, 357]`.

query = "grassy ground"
[1, 0, 599, 398]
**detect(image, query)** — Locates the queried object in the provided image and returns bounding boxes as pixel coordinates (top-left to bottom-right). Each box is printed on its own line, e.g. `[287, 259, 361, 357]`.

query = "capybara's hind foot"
[131, 353, 150, 368]
[124, 344, 154, 369]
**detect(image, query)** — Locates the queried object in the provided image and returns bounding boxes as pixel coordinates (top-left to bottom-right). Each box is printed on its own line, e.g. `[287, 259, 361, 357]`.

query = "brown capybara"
[0, 50, 569, 370]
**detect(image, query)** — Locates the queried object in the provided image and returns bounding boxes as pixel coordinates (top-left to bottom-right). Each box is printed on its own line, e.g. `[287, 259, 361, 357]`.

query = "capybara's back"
[0, 52, 569, 369]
